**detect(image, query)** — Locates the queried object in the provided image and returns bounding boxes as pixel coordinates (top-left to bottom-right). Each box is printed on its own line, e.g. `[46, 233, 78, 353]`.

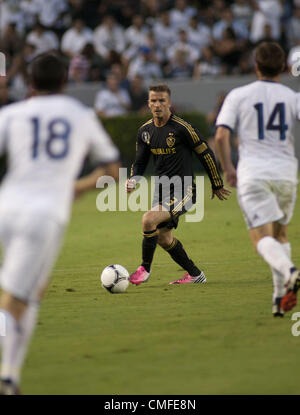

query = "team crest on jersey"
[166, 133, 175, 147]
[142, 131, 151, 144]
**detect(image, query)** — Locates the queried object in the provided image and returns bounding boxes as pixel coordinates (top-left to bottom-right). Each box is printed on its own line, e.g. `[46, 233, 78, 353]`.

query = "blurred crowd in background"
[0, 0, 299, 116]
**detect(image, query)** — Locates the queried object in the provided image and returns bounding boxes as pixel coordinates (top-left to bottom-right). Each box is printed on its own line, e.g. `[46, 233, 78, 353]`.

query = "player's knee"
[142, 212, 157, 230]
[157, 233, 173, 249]
[0, 291, 28, 321]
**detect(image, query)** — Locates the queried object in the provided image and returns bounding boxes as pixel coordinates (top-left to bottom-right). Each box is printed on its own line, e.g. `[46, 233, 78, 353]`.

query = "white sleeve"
[215, 89, 239, 132]
[296, 93, 300, 121]
[0, 108, 9, 155]
[86, 110, 120, 165]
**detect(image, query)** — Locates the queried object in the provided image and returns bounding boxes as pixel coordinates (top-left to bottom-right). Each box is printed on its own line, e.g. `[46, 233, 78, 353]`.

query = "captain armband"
[194, 142, 208, 155]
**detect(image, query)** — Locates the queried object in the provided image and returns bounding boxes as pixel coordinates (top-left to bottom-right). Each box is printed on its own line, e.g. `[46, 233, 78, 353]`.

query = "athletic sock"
[257, 236, 294, 284]
[141, 229, 158, 273]
[0, 310, 22, 385]
[14, 302, 39, 384]
[272, 242, 291, 301]
[0, 303, 39, 386]
[165, 238, 201, 277]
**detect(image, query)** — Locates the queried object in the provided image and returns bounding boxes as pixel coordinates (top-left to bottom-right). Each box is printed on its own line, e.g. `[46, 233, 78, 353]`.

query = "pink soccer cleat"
[130, 266, 150, 286]
[169, 271, 206, 285]
[281, 268, 300, 312]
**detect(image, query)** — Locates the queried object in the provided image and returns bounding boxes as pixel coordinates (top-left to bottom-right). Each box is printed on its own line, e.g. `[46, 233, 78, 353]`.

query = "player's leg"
[130, 205, 171, 285]
[0, 216, 64, 394]
[238, 180, 299, 314]
[250, 224, 299, 313]
[157, 227, 206, 284]
[270, 224, 290, 316]
[250, 223, 296, 284]
[0, 292, 37, 395]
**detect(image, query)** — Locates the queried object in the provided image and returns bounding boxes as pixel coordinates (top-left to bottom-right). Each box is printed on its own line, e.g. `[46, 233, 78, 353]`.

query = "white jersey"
[216, 80, 300, 185]
[0, 95, 119, 224]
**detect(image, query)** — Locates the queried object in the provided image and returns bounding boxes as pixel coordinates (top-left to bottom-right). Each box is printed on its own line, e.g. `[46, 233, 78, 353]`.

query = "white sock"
[257, 236, 294, 283]
[271, 243, 291, 301]
[0, 303, 39, 386]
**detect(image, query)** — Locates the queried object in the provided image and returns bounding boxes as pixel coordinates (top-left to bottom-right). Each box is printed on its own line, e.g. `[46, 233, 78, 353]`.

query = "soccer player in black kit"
[126, 84, 231, 285]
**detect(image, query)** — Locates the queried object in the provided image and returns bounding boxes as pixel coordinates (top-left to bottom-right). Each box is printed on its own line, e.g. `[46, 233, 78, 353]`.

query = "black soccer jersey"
[130, 113, 223, 190]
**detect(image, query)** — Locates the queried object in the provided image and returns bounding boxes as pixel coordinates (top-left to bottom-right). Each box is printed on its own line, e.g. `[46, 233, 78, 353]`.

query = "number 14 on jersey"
[254, 102, 288, 141]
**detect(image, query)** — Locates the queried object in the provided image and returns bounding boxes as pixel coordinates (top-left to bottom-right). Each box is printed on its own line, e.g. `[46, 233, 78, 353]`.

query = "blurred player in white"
[215, 42, 300, 317]
[0, 53, 120, 394]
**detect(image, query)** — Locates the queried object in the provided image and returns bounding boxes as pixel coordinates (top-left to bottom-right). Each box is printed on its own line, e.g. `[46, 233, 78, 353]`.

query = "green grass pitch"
[21, 176, 300, 395]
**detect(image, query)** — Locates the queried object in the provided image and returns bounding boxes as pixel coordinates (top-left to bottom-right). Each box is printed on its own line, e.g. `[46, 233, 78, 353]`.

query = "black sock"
[142, 229, 158, 272]
[165, 238, 201, 277]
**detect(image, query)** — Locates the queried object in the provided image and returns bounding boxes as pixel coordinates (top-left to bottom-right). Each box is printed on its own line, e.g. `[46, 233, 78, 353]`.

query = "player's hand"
[211, 186, 231, 200]
[126, 178, 136, 193]
[224, 166, 237, 188]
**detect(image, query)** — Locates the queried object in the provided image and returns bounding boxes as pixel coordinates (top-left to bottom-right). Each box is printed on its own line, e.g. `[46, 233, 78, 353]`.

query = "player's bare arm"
[215, 126, 237, 188]
[74, 161, 120, 198]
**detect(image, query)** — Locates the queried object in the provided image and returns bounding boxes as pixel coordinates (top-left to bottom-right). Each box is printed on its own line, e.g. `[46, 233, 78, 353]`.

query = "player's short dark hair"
[255, 42, 286, 77]
[148, 84, 171, 96]
[29, 53, 68, 92]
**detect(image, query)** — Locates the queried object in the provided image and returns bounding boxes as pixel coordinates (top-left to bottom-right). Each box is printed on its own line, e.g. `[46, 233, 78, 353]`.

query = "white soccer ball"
[100, 264, 129, 293]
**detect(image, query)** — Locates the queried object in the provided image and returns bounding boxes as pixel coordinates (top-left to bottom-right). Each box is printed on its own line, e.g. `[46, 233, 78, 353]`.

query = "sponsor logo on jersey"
[151, 148, 176, 155]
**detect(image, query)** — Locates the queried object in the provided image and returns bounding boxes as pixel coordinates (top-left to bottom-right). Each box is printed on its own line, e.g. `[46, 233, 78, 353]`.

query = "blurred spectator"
[34, 0, 68, 31]
[0, 23, 23, 64]
[7, 43, 36, 100]
[141, 0, 162, 28]
[212, 27, 243, 74]
[128, 75, 149, 114]
[287, 6, 300, 48]
[237, 50, 254, 75]
[124, 15, 149, 61]
[165, 49, 194, 79]
[187, 16, 212, 54]
[143, 32, 164, 64]
[61, 17, 93, 58]
[256, 23, 275, 44]
[20, 0, 41, 31]
[250, 0, 282, 44]
[153, 11, 177, 59]
[167, 29, 200, 65]
[212, 7, 248, 40]
[169, 0, 197, 30]
[110, 62, 130, 90]
[26, 22, 59, 56]
[193, 46, 221, 78]
[93, 15, 126, 61]
[231, 0, 253, 29]
[68, 43, 105, 83]
[210, 0, 227, 22]
[94, 73, 131, 118]
[127, 47, 163, 81]
[0, 0, 25, 34]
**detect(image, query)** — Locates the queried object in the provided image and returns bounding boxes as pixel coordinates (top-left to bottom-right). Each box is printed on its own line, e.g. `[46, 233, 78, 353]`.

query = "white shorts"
[0, 214, 65, 302]
[237, 180, 297, 229]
